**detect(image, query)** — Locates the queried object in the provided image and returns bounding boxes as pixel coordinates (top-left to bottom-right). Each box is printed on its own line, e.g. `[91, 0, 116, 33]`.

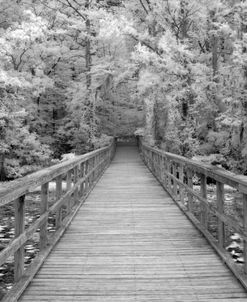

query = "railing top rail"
[0, 145, 110, 206]
[142, 142, 247, 192]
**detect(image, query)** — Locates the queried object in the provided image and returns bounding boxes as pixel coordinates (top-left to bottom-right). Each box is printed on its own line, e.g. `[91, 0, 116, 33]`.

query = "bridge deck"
[19, 146, 247, 301]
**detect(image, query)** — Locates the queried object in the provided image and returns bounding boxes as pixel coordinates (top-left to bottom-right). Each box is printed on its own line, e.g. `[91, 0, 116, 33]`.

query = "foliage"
[122, 0, 247, 172]
[0, 109, 51, 179]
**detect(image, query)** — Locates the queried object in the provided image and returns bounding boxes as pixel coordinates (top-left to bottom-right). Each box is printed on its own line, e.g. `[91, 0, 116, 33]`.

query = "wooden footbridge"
[2, 139, 247, 301]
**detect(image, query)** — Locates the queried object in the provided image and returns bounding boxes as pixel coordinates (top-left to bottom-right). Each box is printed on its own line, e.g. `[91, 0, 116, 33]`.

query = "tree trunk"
[144, 97, 156, 146]
[211, 35, 218, 77]
[85, 0, 94, 144]
[0, 154, 6, 181]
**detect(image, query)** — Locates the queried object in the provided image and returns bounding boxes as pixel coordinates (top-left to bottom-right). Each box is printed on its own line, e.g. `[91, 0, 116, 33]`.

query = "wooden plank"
[40, 183, 49, 251]
[179, 164, 184, 204]
[172, 163, 177, 199]
[66, 170, 72, 213]
[55, 175, 63, 229]
[141, 142, 247, 292]
[200, 174, 207, 229]
[187, 169, 193, 212]
[216, 181, 225, 250]
[2, 154, 110, 302]
[14, 196, 25, 282]
[15, 146, 247, 302]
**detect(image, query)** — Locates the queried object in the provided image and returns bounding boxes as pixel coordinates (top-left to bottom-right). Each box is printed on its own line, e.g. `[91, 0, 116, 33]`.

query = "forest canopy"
[0, 0, 247, 179]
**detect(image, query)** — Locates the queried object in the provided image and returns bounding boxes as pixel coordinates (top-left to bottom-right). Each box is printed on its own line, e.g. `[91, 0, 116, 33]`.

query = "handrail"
[139, 140, 247, 290]
[0, 139, 116, 301]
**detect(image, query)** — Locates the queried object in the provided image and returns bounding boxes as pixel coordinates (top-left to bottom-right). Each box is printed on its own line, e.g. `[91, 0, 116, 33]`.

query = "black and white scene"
[0, 0, 247, 301]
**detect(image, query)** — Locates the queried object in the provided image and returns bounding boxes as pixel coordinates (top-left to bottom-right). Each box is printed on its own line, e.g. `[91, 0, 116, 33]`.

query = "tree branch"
[198, 41, 206, 53]
[138, 0, 149, 14]
[145, 0, 152, 11]
[46, 57, 61, 75]
[129, 34, 162, 58]
[66, 0, 86, 20]
[15, 48, 30, 71]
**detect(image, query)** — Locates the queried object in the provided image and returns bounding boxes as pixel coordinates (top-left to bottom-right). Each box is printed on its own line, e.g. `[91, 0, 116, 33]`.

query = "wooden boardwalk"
[19, 146, 247, 301]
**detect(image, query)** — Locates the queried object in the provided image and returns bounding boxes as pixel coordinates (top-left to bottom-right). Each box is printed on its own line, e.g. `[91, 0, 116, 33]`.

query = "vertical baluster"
[155, 154, 158, 175]
[106, 150, 108, 168]
[157, 154, 160, 177]
[40, 183, 49, 251]
[172, 163, 177, 199]
[95, 156, 98, 180]
[86, 160, 89, 190]
[156, 154, 159, 178]
[96, 154, 100, 178]
[80, 162, 85, 196]
[67, 170, 72, 213]
[152, 152, 155, 172]
[243, 194, 247, 273]
[56, 175, 63, 229]
[216, 181, 225, 250]
[88, 158, 92, 187]
[74, 166, 79, 203]
[187, 169, 193, 213]
[165, 157, 169, 189]
[85, 160, 89, 192]
[159, 155, 163, 181]
[160, 156, 165, 184]
[167, 160, 172, 194]
[163, 156, 167, 189]
[91, 157, 94, 183]
[99, 154, 102, 175]
[179, 164, 184, 204]
[92, 156, 96, 182]
[14, 195, 25, 282]
[200, 174, 207, 228]
[88, 159, 91, 189]
[95, 155, 98, 179]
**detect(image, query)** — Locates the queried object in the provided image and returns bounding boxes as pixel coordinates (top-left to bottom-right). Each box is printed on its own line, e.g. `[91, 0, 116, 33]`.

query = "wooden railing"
[0, 140, 116, 301]
[140, 140, 247, 290]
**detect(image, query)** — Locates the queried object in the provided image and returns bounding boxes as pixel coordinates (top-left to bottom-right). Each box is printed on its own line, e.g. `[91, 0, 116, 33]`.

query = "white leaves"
[138, 69, 160, 94]
[0, 69, 30, 88]
[6, 10, 48, 45]
[132, 42, 157, 65]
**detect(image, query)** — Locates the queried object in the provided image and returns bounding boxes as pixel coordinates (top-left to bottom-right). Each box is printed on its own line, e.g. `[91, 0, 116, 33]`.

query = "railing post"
[167, 160, 172, 194]
[179, 164, 184, 204]
[92, 156, 96, 182]
[74, 166, 79, 203]
[216, 181, 225, 250]
[85, 160, 89, 192]
[55, 175, 63, 229]
[243, 194, 247, 273]
[160, 156, 165, 185]
[80, 162, 85, 197]
[14, 195, 25, 282]
[200, 174, 207, 228]
[172, 163, 178, 199]
[88, 159, 92, 187]
[40, 183, 49, 251]
[67, 170, 72, 213]
[151, 152, 155, 172]
[187, 169, 193, 212]
[159, 155, 163, 181]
